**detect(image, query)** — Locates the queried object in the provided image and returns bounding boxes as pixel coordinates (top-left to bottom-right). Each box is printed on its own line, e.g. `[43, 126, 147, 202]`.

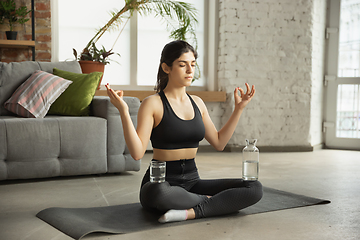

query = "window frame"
[51, 0, 219, 92]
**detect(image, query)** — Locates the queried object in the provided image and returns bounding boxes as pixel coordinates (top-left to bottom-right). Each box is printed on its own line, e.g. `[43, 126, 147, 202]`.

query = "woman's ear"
[161, 62, 170, 74]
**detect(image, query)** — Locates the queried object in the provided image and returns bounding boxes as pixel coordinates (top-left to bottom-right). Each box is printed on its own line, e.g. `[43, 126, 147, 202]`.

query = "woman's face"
[163, 51, 196, 88]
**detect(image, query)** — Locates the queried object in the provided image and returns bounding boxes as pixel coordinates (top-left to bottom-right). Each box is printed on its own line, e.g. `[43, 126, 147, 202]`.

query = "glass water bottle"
[150, 160, 166, 183]
[242, 139, 259, 181]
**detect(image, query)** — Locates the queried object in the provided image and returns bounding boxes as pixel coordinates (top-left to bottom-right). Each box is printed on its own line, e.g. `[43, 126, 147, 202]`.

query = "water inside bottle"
[242, 160, 259, 180]
[150, 163, 166, 183]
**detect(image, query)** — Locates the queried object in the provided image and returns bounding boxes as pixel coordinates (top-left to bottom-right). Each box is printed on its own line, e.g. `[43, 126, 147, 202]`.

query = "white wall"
[207, 0, 327, 150]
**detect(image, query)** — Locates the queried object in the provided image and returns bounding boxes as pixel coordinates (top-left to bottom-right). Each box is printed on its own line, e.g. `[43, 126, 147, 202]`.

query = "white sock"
[158, 209, 188, 223]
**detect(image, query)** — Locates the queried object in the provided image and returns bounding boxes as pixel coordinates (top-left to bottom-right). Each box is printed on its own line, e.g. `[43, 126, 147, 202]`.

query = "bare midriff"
[152, 148, 198, 161]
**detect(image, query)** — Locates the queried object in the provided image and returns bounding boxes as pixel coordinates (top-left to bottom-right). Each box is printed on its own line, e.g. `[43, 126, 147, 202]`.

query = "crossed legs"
[140, 178, 263, 222]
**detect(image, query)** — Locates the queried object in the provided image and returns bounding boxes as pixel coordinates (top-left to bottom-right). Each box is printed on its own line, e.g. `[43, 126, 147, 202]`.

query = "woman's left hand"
[234, 83, 255, 110]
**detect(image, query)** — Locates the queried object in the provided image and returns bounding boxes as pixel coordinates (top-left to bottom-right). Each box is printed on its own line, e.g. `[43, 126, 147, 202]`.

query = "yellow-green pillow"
[47, 68, 103, 116]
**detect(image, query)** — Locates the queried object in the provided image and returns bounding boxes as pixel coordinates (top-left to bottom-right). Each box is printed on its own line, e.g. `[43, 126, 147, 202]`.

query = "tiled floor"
[0, 149, 359, 240]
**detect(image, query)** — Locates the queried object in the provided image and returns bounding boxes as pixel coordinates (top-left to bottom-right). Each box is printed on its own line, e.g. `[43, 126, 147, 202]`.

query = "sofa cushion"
[47, 68, 103, 116]
[0, 61, 41, 116]
[0, 61, 82, 116]
[0, 116, 107, 180]
[38, 61, 83, 74]
[92, 96, 141, 173]
[4, 70, 72, 118]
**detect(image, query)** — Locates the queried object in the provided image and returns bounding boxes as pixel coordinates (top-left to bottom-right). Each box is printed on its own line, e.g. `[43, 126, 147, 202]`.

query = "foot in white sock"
[158, 209, 188, 223]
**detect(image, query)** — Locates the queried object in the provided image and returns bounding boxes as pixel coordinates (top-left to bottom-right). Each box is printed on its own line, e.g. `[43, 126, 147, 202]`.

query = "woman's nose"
[186, 65, 193, 73]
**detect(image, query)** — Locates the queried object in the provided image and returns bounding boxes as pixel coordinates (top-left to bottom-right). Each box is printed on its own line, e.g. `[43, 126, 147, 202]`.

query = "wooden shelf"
[0, 40, 35, 48]
[95, 90, 227, 102]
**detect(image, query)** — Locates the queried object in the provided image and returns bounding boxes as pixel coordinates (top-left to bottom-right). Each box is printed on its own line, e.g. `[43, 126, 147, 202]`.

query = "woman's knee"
[140, 181, 171, 209]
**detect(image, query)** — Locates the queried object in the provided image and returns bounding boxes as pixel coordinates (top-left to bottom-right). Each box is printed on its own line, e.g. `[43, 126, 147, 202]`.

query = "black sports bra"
[150, 91, 205, 150]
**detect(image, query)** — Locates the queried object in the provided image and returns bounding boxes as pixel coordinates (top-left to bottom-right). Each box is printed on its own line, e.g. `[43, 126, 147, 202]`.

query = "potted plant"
[73, 42, 120, 89]
[0, 0, 31, 40]
[74, 0, 198, 87]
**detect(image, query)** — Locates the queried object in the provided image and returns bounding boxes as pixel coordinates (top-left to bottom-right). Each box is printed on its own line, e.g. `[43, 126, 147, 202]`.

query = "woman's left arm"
[198, 83, 255, 151]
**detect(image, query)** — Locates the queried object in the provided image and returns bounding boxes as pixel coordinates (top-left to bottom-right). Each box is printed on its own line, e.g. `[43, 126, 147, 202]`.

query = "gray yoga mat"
[36, 187, 330, 239]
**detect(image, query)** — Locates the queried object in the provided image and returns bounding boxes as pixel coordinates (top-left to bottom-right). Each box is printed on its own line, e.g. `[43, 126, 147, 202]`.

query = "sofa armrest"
[91, 96, 141, 172]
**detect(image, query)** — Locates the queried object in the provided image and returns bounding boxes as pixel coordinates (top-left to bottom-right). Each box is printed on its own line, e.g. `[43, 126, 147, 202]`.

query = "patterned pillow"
[4, 70, 72, 118]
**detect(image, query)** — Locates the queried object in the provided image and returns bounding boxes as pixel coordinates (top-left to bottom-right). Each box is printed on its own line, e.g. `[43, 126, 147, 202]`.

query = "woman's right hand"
[105, 83, 129, 113]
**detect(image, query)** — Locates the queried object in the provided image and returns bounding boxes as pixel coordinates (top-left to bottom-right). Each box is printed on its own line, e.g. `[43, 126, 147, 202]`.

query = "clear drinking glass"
[242, 139, 259, 181]
[150, 160, 166, 183]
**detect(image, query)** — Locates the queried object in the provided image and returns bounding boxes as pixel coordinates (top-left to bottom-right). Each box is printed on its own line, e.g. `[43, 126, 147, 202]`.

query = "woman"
[106, 40, 262, 223]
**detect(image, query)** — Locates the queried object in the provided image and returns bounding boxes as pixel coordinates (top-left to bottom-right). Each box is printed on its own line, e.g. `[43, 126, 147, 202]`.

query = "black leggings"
[140, 159, 263, 219]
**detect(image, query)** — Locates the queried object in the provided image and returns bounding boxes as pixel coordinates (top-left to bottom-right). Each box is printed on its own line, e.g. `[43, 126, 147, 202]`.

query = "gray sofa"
[0, 60, 141, 180]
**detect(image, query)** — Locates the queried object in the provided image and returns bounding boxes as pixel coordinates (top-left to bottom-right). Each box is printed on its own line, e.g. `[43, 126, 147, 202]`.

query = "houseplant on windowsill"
[73, 43, 120, 90]
[74, 0, 198, 88]
[0, 0, 31, 40]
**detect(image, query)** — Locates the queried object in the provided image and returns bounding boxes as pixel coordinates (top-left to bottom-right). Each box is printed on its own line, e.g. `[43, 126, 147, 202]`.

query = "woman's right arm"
[106, 84, 154, 160]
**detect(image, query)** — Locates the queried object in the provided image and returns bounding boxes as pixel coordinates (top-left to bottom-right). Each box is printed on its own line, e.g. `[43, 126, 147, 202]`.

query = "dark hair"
[155, 40, 198, 92]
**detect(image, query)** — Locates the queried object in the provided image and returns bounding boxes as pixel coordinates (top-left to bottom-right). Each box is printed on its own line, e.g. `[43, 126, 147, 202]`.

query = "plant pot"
[79, 61, 105, 90]
[6, 31, 17, 40]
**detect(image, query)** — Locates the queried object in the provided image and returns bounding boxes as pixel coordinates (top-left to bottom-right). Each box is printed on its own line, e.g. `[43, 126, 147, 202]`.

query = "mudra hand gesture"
[234, 83, 255, 110]
[105, 83, 128, 112]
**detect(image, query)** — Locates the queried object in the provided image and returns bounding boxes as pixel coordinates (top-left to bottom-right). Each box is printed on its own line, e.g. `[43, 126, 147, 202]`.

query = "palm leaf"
[85, 0, 198, 49]
[80, 0, 199, 74]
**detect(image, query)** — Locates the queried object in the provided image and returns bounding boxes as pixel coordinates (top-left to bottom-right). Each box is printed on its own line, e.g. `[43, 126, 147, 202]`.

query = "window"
[324, 0, 360, 149]
[337, 84, 360, 138]
[51, 0, 218, 91]
[336, 0, 360, 138]
[338, 0, 360, 78]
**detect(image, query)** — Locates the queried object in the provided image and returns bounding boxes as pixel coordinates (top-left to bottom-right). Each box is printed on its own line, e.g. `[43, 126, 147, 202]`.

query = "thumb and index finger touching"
[235, 83, 255, 97]
[105, 83, 123, 99]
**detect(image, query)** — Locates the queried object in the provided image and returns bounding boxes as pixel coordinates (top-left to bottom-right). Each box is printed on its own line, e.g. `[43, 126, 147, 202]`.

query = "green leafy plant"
[0, 0, 31, 31]
[74, 0, 198, 66]
[73, 43, 120, 65]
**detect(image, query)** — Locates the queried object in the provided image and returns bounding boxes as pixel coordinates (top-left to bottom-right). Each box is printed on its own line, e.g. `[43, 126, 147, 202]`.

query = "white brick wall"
[210, 0, 326, 150]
